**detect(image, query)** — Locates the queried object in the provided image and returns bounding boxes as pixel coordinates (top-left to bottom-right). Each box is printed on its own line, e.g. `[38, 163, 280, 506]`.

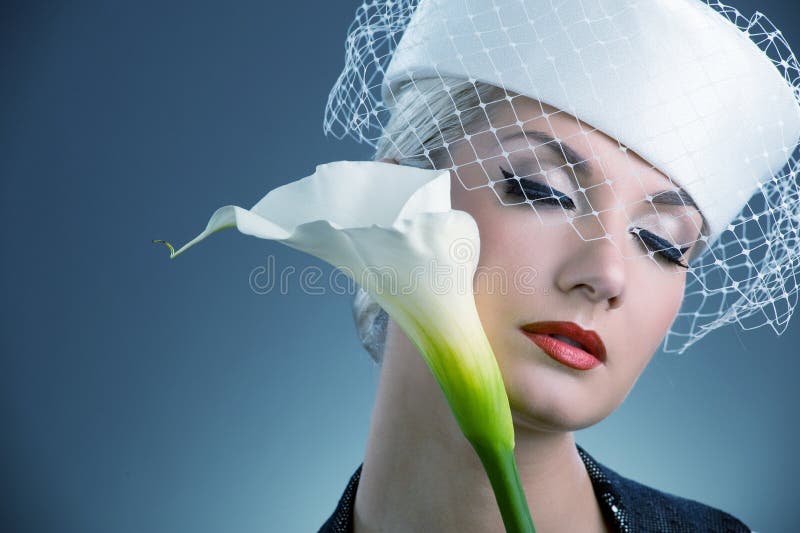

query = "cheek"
[455, 193, 540, 296]
[603, 268, 687, 404]
[627, 267, 686, 358]
[471, 215, 554, 319]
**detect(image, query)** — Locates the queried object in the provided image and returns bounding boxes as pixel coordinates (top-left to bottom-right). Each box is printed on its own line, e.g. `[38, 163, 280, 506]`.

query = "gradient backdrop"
[2, 1, 799, 532]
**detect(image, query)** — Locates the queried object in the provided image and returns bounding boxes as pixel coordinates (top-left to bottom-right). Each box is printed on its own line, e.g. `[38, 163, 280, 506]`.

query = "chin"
[509, 398, 615, 433]
[501, 360, 620, 433]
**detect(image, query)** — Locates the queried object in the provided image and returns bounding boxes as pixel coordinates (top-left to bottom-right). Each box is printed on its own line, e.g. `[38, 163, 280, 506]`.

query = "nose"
[554, 223, 627, 311]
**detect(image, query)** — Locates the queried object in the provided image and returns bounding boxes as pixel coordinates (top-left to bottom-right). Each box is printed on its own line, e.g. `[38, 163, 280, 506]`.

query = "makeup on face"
[491, 129, 703, 268]
[519, 321, 607, 371]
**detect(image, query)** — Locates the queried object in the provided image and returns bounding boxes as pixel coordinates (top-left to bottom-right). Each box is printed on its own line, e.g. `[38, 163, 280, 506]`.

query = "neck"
[353, 321, 608, 533]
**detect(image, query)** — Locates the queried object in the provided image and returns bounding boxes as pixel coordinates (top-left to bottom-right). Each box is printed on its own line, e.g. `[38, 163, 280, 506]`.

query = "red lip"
[520, 321, 607, 370]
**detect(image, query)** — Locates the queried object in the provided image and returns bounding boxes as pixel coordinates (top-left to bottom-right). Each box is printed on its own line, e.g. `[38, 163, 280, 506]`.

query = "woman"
[322, 87, 744, 533]
[317, 0, 800, 531]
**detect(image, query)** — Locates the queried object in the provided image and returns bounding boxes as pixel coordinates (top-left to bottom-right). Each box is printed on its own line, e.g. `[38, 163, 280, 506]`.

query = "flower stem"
[473, 442, 536, 533]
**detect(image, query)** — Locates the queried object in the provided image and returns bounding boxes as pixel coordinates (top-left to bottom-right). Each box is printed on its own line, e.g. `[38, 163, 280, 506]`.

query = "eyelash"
[630, 229, 691, 268]
[501, 165, 575, 210]
[499, 166, 690, 268]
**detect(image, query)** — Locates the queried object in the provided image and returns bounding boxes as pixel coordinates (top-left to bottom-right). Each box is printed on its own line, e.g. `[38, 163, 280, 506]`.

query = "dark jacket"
[318, 444, 751, 532]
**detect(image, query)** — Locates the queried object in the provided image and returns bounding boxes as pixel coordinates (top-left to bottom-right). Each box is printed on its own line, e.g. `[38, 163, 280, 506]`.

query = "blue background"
[1, 1, 798, 531]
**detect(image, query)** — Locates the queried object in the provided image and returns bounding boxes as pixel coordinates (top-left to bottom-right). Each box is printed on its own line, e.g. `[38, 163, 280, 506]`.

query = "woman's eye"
[633, 228, 690, 268]
[500, 166, 576, 210]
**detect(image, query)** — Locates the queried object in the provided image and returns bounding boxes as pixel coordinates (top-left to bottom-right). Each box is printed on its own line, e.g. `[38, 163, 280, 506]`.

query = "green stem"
[473, 442, 536, 533]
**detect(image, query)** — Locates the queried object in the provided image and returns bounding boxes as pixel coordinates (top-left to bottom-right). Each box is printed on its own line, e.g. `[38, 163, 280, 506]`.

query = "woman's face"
[445, 96, 704, 432]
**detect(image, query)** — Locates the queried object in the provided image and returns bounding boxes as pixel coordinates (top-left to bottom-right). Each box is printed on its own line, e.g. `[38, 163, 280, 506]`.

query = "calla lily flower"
[153, 160, 535, 533]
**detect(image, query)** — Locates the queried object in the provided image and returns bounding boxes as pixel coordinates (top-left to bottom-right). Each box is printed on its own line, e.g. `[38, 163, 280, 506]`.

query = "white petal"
[159, 160, 513, 447]
[248, 160, 452, 232]
[167, 161, 451, 258]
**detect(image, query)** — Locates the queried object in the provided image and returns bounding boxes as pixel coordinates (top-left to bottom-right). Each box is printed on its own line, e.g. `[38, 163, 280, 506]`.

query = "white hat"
[381, 0, 800, 240]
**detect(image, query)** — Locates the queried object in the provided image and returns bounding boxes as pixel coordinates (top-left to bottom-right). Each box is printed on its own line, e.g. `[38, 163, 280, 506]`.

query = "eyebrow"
[648, 189, 697, 209]
[499, 129, 698, 210]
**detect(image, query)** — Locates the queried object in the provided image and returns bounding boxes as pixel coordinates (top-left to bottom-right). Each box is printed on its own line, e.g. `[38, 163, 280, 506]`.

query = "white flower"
[154, 160, 534, 531]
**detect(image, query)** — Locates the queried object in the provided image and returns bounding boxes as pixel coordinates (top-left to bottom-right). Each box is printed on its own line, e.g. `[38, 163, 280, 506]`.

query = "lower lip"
[521, 331, 603, 370]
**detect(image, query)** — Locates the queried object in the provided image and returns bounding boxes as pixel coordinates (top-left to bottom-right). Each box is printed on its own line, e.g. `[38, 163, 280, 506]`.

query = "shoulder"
[614, 472, 750, 532]
[579, 445, 751, 532]
[318, 464, 362, 533]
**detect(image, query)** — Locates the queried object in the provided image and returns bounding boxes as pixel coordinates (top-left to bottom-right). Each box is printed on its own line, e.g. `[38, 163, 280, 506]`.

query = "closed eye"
[500, 165, 691, 268]
[500, 165, 576, 210]
[632, 228, 691, 268]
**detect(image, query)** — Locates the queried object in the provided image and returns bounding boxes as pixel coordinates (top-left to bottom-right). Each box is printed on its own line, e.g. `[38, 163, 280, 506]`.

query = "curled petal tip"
[152, 239, 176, 259]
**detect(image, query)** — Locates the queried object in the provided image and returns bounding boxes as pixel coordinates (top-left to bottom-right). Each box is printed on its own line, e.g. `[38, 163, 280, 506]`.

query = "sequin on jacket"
[318, 444, 751, 532]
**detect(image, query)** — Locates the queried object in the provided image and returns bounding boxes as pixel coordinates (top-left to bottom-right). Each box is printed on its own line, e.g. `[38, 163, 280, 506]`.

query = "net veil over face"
[325, 0, 800, 355]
